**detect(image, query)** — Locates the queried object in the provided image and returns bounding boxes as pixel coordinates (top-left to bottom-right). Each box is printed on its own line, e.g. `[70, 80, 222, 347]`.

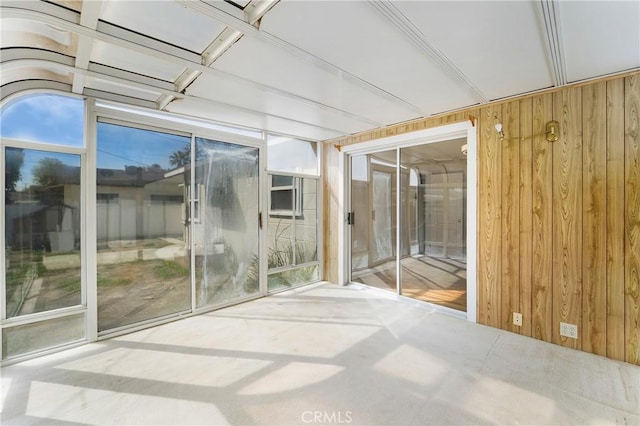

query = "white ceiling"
[1, 0, 639, 141]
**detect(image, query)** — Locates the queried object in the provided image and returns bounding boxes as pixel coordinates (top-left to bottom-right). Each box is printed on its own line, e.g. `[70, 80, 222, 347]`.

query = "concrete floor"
[2, 282, 639, 425]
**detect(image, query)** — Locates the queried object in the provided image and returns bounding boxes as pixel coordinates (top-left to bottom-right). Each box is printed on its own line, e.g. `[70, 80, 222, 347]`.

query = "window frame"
[1, 93, 88, 362]
[269, 174, 303, 217]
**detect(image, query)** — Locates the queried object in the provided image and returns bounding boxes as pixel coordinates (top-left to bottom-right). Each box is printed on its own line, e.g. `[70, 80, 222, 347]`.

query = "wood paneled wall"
[323, 73, 640, 365]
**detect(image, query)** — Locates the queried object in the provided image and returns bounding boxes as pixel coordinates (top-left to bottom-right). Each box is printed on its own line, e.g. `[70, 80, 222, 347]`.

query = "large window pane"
[0, 94, 84, 147]
[195, 138, 260, 307]
[267, 175, 318, 291]
[4, 148, 82, 317]
[96, 122, 191, 332]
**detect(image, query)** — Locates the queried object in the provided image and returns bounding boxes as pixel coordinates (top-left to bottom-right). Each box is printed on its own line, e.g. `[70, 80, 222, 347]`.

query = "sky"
[2, 94, 320, 182]
[1, 94, 190, 181]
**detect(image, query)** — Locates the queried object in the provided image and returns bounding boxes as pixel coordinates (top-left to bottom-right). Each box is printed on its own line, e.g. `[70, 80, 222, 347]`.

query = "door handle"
[259, 212, 263, 229]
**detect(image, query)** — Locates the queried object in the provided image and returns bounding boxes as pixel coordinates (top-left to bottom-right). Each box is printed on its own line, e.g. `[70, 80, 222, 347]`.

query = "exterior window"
[270, 175, 302, 216]
[4, 148, 82, 318]
[1, 92, 86, 361]
[97, 193, 119, 203]
[0, 94, 84, 147]
[265, 134, 320, 292]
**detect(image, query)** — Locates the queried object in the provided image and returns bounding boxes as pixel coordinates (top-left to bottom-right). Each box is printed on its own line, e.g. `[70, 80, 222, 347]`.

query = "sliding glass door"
[349, 139, 468, 312]
[349, 150, 397, 292]
[194, 138, 260, 308]
[96, 122, 192, 332]
[96, 125, 262, 332]
[399, 142, 467, 312]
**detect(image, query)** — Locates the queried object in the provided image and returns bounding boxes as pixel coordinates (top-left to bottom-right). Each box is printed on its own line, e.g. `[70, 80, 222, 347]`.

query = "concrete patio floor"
[1, 282, 638, 425]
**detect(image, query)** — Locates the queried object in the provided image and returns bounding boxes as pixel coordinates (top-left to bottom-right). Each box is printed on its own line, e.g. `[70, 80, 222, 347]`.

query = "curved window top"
[1, 93, 84, 147]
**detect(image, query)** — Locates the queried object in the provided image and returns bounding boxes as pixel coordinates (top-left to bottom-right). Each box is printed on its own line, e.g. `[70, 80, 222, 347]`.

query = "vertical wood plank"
[532, 93, 554, 342]
[323, 145, 340, 283]
[501, 101, 520, 332]
[625, 75, 640, 365]
[478, 105, 502, 327]
[552, 87, 583, 349]
[519, 97, 534, 337]
[606, 78, 626, 362]
[582, 82, 607, 356]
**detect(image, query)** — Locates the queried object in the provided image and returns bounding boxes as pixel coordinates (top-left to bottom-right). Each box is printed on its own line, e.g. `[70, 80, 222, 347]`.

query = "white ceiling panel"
[260, 1, 478, 114]
[91, 40, 185, 82]
[84, 77, 162, 102]
[99, 1, 226, 53]
[0, 67, 71, 87]
[212, 36, 420, 126]
[3, 0, 639, 141]
[186, 72, 378, 134]
[393, 1, 553, 100]
[166, 99, 344, 141]
[1, 18, 78, 56]
[560, 1, 640, 82]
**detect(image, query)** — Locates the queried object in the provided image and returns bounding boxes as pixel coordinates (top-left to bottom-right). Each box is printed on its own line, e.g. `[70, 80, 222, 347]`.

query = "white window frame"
[269, 174, 302, 217]
[339, 120, 477, 323]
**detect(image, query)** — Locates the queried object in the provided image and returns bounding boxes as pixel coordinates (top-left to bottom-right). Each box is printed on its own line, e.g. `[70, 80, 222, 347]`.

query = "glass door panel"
[371, 170, 393, 263]
[96, 122, 191, 332]
[195, 138, 260, 308]
[400, 142, 467, 311]
[349, 151, 397, 292]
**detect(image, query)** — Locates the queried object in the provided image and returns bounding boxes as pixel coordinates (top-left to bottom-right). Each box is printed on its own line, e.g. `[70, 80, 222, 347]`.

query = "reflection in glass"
[96, 123, 191, 332]
[195, 138, 260, 307]
[2, 313, 85, 359]
[4, 148, 82, 317]
[372, 170, 393, 263]
[267, 176, 318, 291]
[400, 142, 467, 311]
[350, 151, 397, 292]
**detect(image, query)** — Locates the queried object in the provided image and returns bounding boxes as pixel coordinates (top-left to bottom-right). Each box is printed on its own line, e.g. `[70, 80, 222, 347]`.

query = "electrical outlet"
[560, 322, 578, 339]
[513, 312, 523, 327]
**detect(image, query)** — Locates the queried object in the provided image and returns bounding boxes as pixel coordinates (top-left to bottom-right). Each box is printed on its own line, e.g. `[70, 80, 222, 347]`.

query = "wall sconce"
[545, 120, 560, 142]
[493, 112, 560, 143]
[494, 113, 504, 141]
[461, 143, 468, 156]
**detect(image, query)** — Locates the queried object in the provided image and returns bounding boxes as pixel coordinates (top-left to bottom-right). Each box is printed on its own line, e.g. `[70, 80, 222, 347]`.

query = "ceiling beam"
[178, 0, 425, 116]
[2, 5, 382, 128]
[368, 0, 488, 104]
[244, 0, 280, 27]
[2, 58, 353, 136]
[72, 0, 102, 94]
[538, 0, 567, 86]
[160, 0, 278, 109]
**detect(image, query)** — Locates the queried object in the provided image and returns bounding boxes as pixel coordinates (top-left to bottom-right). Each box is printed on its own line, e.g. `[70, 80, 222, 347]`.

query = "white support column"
[395, 148, 401, 296]
[85, 98, 98, 341]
